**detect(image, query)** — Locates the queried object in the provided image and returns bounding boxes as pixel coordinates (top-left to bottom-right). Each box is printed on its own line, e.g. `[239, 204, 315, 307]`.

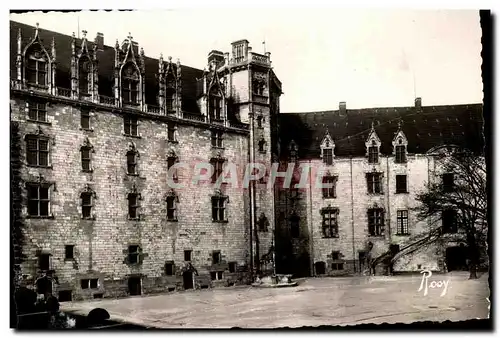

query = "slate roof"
[279, 103, 484, 158]
[10, 20, 204, 114]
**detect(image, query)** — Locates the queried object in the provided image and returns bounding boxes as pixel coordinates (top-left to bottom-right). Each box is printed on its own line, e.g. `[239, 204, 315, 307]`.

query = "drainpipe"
[386, 156, 391, 239]
[308, 159, 314, 276]
[350, 156, 356, 273]
[249, 111, 256, 279]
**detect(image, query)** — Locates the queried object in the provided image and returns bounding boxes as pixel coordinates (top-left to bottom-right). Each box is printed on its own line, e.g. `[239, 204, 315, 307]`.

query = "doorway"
[183, 271, 194, 290]
[314, 261, 326, 275]
[128, 277, 142, 296]
[358, 251, 367, 273]
[446, 246, 468, 271]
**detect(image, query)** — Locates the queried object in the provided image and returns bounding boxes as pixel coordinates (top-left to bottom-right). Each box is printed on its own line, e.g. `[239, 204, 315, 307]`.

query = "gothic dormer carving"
[392, 120, 408, 163]
[22, 23, 54, 93]
[115, 33, 145, 110]
[206, 66, 226, 124]
[158, 55, 182, 116]
[71, 30, 98, 101]
[320, 129, 335, 165]
[365, 121, 381, 163]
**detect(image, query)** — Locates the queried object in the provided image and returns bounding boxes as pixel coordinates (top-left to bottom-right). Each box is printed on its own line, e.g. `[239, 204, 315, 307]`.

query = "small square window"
[212, 251, 221, 264]
[38, 254, 50, 271]
[165, 261, 174, 276]
[80, 279, 90, 289]
[184, 250, 192, 262]
[90, 278, 98, 289]
[168, 125, 176, 142]
[81, 109, 91, 129]
[65, 245, 74, 260]
[228, 262, 237, 273]
[331, 251, 340, 260]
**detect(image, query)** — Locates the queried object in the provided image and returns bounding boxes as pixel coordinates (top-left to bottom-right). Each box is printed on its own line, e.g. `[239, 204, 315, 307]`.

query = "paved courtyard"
[61, 271, 490, 328]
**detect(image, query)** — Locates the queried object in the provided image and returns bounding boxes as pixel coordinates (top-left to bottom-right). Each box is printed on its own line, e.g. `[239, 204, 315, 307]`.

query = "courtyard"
[60, 271, 490, 329]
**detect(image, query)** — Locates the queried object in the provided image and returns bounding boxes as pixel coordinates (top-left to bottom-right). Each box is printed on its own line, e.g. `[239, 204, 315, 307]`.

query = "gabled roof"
[279, 103, 484, 158]
[10, 20, 204, 114]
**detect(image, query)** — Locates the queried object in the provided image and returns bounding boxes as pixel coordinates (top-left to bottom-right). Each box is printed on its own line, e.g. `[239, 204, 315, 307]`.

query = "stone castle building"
[10, 21, 483, 301]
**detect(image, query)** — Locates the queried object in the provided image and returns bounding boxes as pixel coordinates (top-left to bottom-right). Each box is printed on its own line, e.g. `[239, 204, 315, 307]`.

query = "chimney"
[94, 32, 104, 51]
[208, 50, 224, 70]
[339, 101, 347, 114]
[415, 97, 422, 109]
[231, 39, 249, 63]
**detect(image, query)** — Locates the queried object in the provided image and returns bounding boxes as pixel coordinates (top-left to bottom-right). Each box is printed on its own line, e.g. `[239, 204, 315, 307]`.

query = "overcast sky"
[10, 9, 483, 112]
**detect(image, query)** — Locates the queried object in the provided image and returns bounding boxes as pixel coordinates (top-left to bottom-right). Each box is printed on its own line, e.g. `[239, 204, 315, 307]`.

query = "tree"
[413, 147, 487, 279]
[369, 147, 487, 279]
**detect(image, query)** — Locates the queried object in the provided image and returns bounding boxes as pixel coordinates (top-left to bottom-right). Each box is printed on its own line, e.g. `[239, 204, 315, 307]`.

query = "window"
[80, 278, 99, 289]
[128, 194, 139, 219]
[331, 251, 340, 260]
[211, 131, 223, 148]
[256, 116, 263, 128]
[209, 88, 222, 121]
[27, 184, 50, 217]
[332, 262, 344, 270]
[442, 209, 457, 233]
[368, 146, 379, 164]
[65, 245, 74, 260]
[81, 109, 90, 129]
[127, 151, 137, 175]
[167, 157, 178, 183]
[228, 262, 237, 273]
[366, 173, 383, 194]
[368, 208, 384, 236]
[212, 196, 227, 222]
[184, 250, 192, 262]
[165, 261, 174, 276]
[395, 145, 406, 163]
[28, 101, 47, 122]
[124, 116, 138, 136]
[210, 271, 224, 281]
[442, 173, 455, 193]
[212, 251, 222, 264]
[79, 57, 91, 95]
[395, 175, 408, 193]
[323, 148, 333, 165]
[166, 196, 177, 221]
[167, 125, 176, 142]
[253, 81, 264, 95]
[81, 148, 92, 172]
[166, 75, 175, 113]
[128, 245, 140, 264]
[210, 159, 225, 183]
[26, 136, 49, 167]
[122, 64, 139, 104]
[258, 139, 266, 153]
[397, 210, 409, 235]
[38, 254, 50, 271]
[322, 176, 337, 199]
[322, 208, 339, 238]
[81, 192, 93, 219]
[26, 49, 47, 86]
[290, 214, 300, 238]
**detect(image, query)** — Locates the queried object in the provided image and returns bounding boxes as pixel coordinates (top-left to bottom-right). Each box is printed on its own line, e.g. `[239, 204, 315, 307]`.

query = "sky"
[10, 9, 483, 112]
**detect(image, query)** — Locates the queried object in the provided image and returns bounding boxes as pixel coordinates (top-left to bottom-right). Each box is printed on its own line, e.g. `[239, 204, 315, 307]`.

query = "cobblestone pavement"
[61, 271, 490, 328]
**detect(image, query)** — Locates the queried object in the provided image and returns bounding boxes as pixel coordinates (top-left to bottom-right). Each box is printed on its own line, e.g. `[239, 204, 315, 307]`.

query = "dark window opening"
[368, 208, 385, 236]
[124, 116, 138, 136]
[26, 136, 49, 167]
[127, 151, 137, 175]
[28, 185, 50, 217]
[93, 293, 103, 299]
[122, 65, 139, 104]
[81, 148, 91, 171]
[323, 148, 333, 165]
[165, 262, 174, 276]
[166, 196, 177, 221]
[166, 87, 175, 113]
[128, 245, 140, 264]
[397, 210, 409, 235]
[211, 131, 223, 148]
[442, 173, 455, 193]
[396, 175, 408, 193]
[331, 263, 344, 270]
[81, 109, 90, 129]
[322, 176, 337, 199]
[128, 194, 139, 219]
[80, 279, 90, 289]
[366, 173, 383, 194]
[210, 159, 225, 183]
[256, 116, 263, 128]
[212, 251, 221, 264]
[322, 208, 339, 238]
[58, 290, 72, 302]
[28, 101, 47, 122]
[38, 254, 50, 271]
[81, 192, 93, 219]
[209, 92, 222, 121]
[228, 262, 237, 273]
[442, 209, 458, 233]
[315, 261, 326, 275]
[184, 250, 192, 262]
[258, 139, 266, 153]
[65, 245, 74, 260]
[128, 277, 141, 296]
[167, 157, 178, 183]
[26, 53, 47, 86]
[167, 125, 176, 142]
[90, 278, 98, 289]
[79, 58, 91, 95]
[395, 145, 406, 163]
[331, 251, 340, 260]
[210, 271, 224, 280]
[368, 146, 379, 163]
[211, 196, 227, 222]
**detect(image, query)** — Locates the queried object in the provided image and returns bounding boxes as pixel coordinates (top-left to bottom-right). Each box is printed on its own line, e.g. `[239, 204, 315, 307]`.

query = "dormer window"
[392, 122, 408, 163]
[79, 56, 91, 95]
[209, 87, 222, 121]
[395, 142, 406, 163]
[166, 74, 176, 113]
[26, 45, 48, 87]
[366, 122, 381, 164]
[368, 141, 379, 164]
[122, 63, 140, 105]
[320, 130, 335, 165]
[323, 149, 333, 165]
